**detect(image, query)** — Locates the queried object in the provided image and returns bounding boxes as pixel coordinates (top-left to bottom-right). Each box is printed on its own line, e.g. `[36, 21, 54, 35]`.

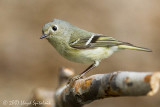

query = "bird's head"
[40, 19, 72, 39]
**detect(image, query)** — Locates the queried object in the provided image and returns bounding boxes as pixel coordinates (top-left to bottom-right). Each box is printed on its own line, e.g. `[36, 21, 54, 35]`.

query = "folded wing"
[69, 34, 151, 52]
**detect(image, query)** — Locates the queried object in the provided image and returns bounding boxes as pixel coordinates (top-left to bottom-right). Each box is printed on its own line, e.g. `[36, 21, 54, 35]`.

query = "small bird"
[40, 19, 151, 79]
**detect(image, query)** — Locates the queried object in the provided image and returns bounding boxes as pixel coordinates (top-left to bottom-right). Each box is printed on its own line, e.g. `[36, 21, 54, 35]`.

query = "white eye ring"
[52, 25, 58, 31]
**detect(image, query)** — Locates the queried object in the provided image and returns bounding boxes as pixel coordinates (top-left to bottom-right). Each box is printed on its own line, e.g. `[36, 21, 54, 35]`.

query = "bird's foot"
[67, 75, 83, 84]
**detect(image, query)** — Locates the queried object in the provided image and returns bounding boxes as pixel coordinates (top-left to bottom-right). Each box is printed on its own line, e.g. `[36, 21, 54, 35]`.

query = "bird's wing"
[69, 34, 132, 49]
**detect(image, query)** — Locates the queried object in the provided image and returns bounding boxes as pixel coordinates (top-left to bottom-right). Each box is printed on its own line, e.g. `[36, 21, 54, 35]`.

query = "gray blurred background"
[0, 0, 160, 107]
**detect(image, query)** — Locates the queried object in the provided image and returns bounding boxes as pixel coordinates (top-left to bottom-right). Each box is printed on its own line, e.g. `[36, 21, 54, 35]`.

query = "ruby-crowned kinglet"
[40, 19, 151, 78]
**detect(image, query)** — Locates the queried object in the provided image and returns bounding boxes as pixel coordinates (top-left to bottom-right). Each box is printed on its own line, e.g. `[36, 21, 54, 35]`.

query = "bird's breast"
[47, 37, 118, 64]
[62, 46, 118, 64]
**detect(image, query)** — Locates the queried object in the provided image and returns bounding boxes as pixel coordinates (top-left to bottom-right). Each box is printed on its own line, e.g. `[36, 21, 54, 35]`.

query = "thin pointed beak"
[40, 34, 47, 39]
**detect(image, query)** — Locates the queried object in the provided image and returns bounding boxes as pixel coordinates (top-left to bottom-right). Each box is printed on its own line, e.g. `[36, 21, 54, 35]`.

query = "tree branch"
[31, 68, 160, 107]
[55, 68, 160, 107]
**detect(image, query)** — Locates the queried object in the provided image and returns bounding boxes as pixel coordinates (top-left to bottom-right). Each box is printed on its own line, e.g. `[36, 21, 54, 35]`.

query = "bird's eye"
[52, 25, 57, 31]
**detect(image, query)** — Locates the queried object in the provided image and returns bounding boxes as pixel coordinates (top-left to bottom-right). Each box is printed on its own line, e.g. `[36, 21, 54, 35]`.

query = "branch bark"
[55, 68, 160, 107]
[31, 68, 160, 107]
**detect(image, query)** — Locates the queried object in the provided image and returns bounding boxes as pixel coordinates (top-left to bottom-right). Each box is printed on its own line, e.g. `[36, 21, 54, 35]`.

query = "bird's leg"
[79, 61, 99, 78]
[68, 61, 99, 84]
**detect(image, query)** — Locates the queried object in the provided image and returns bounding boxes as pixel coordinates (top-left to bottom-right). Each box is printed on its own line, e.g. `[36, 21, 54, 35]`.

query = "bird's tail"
[118, 42, 152, 52]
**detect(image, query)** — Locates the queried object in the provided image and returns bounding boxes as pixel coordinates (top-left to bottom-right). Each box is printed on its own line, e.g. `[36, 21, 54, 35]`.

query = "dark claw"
[40, 34, 47, 39]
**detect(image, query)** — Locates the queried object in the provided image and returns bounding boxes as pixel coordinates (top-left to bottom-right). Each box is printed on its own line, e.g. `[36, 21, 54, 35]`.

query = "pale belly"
[62, 47, 118, 64]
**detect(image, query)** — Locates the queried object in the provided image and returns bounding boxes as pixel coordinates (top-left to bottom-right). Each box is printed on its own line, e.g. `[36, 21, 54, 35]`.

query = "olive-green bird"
[40, 19, 151, 79]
